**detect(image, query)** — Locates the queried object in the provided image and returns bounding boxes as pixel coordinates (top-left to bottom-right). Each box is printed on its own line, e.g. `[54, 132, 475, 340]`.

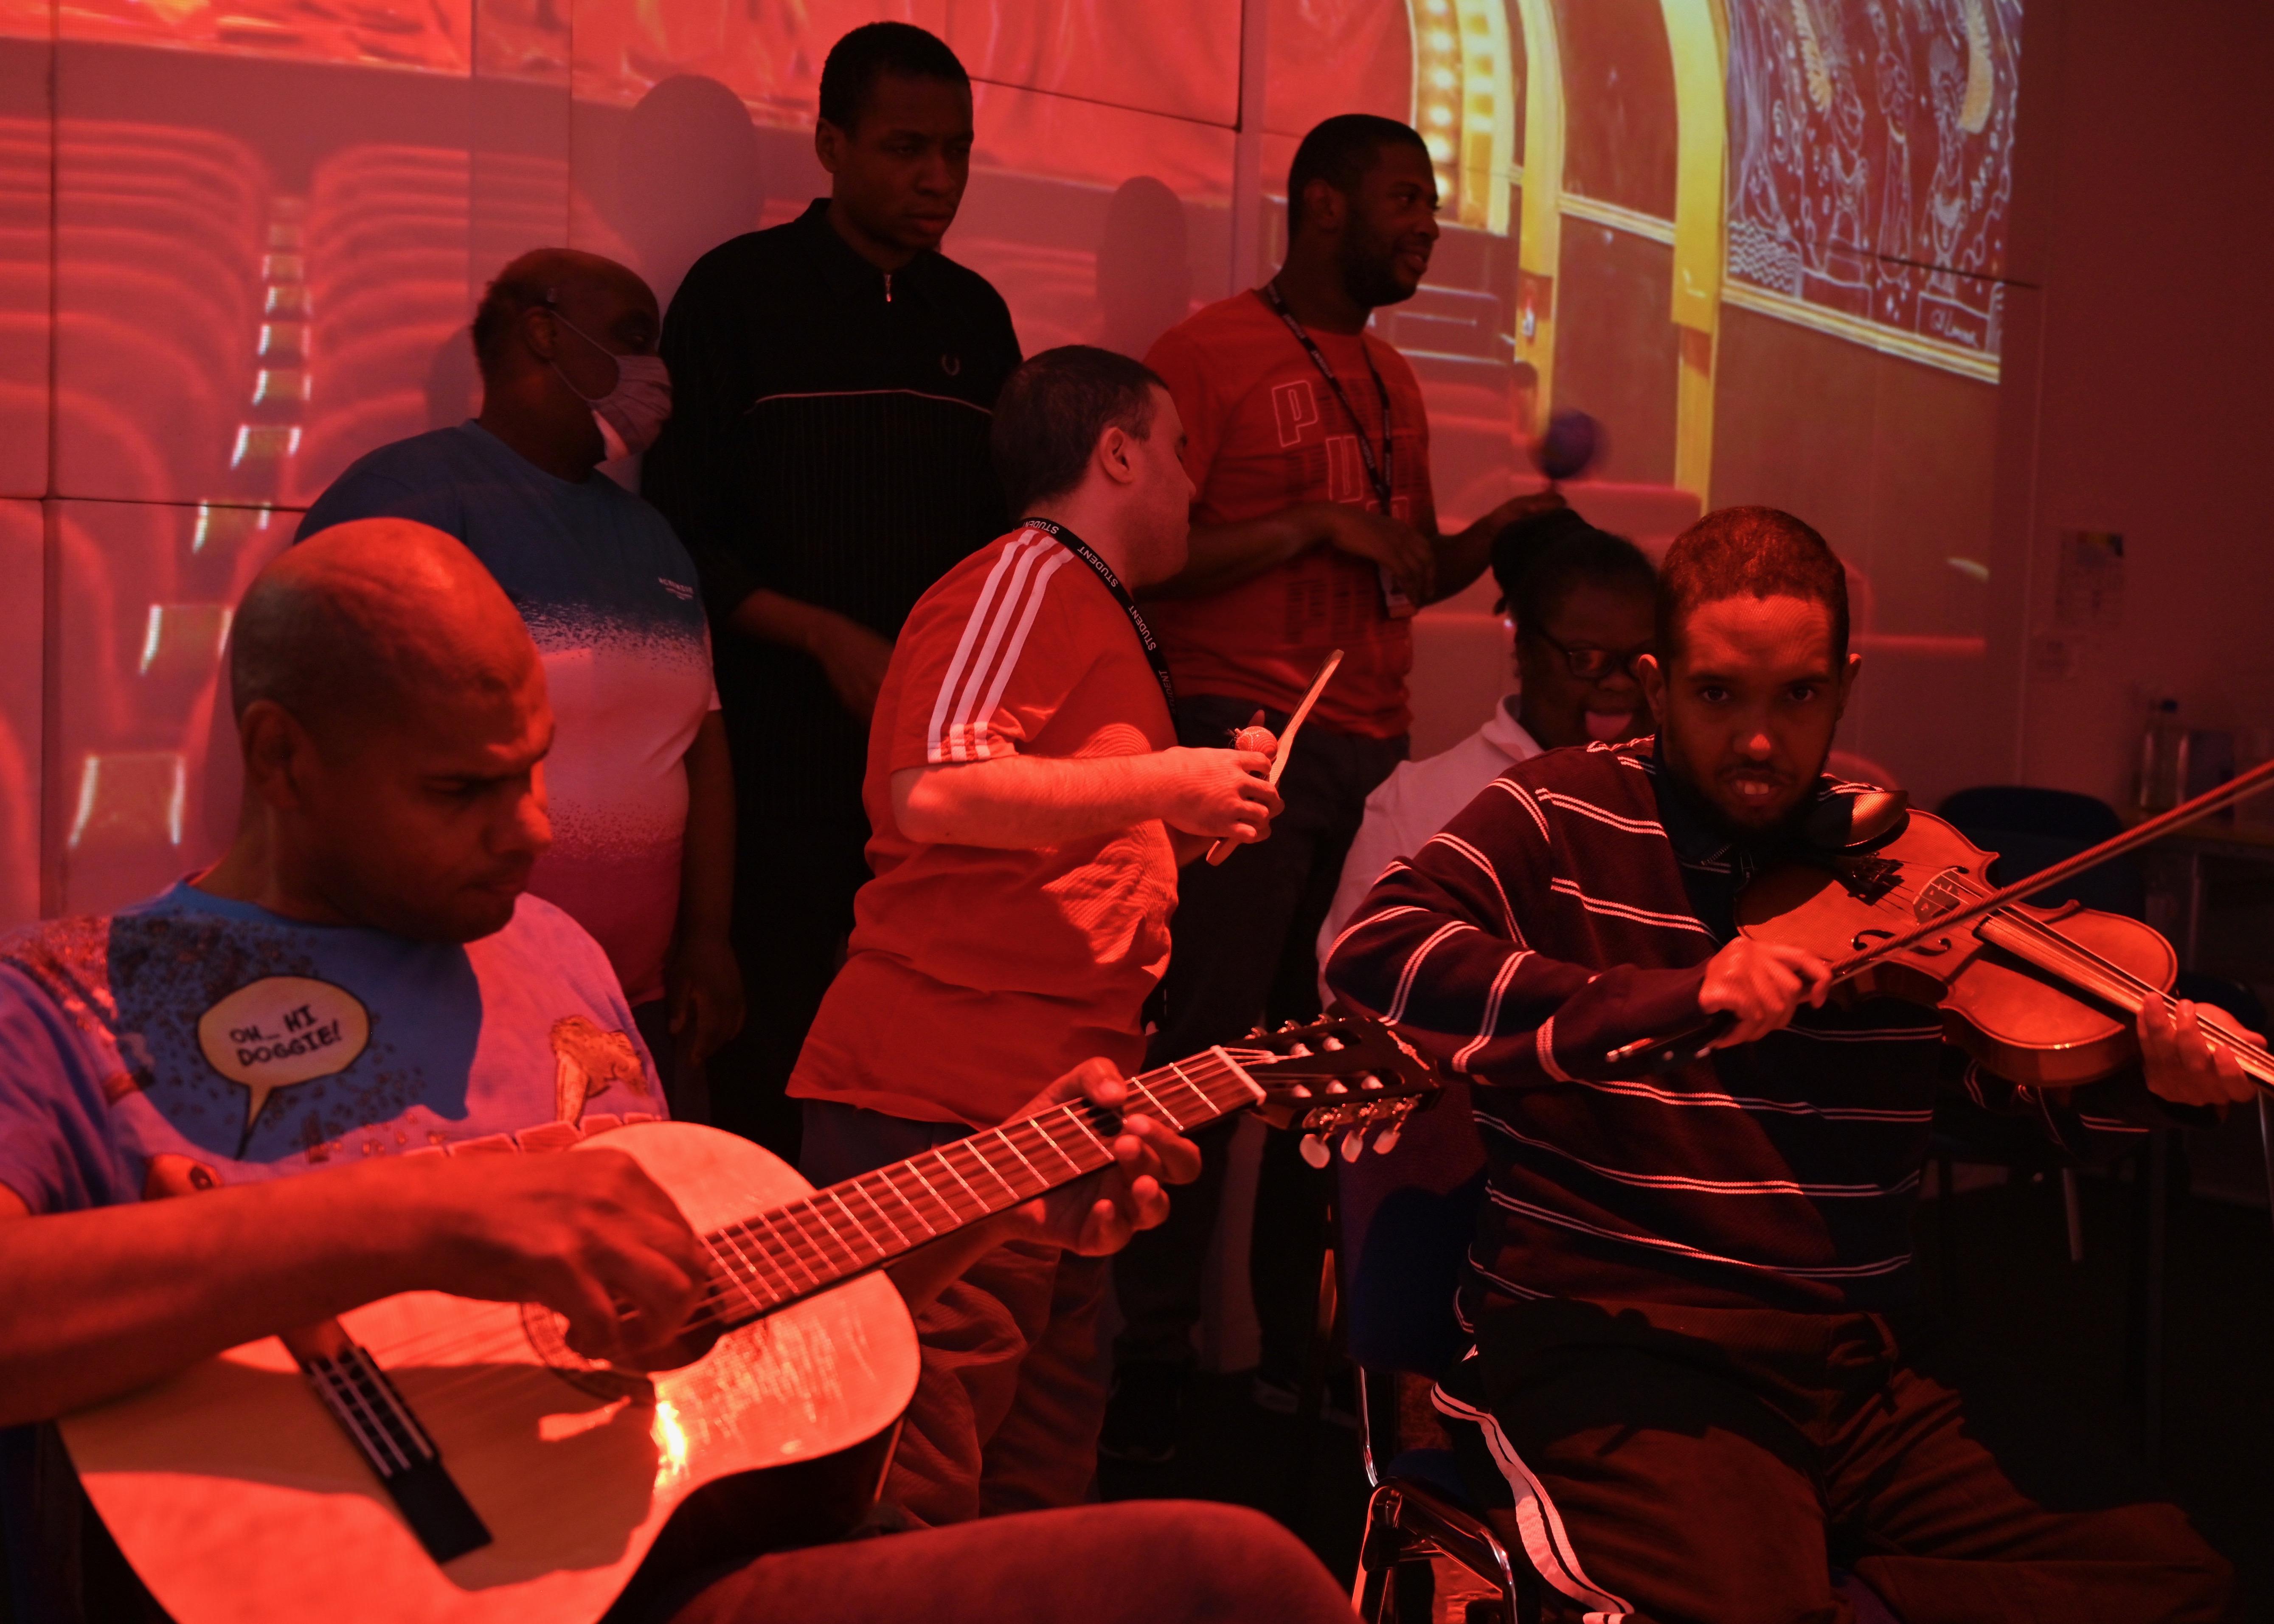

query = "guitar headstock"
[1217, 1012, 1443, 1167]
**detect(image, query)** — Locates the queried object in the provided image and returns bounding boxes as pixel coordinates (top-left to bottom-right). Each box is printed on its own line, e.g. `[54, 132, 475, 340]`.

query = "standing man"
[1103, 112, 1552, 1458]
[1325, 507, 2238, 1621]
[644, 22, 1021, 1157]
[788, 346, 1282, 1528]
[298, 248, 740, 1117]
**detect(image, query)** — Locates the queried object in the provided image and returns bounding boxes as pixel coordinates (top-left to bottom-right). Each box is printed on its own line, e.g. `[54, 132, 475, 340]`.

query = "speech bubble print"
[195, 975, 371, 1136]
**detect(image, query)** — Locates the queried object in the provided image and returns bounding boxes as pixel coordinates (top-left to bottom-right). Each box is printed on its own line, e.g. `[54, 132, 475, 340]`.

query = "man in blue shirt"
[299, 249, 739, 1116]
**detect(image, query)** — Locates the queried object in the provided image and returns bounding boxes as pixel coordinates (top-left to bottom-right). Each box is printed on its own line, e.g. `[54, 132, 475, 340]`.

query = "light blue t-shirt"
[298, 422, 717, 1005]
[0, 883, 663, 1214]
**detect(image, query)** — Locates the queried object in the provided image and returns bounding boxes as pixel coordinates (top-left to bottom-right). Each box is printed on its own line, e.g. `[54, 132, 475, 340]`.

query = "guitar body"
[59, 1123, 921, 1624]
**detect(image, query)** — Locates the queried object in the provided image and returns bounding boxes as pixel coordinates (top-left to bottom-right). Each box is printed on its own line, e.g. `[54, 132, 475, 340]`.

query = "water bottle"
[2137, 698, 2189, 812]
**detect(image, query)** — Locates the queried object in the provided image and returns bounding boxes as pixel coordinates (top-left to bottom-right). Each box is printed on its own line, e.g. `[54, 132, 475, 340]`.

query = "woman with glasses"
[1318, 503, 1657, 967]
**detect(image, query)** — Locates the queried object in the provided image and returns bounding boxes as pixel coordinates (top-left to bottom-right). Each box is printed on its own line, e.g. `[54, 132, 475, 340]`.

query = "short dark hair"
[1287, 114, 1431, 234]
[992, 346, 1165, 514]
[1490, 506, 1655, 632]
[819, 22, 968, 133]
[470, 258, 550, 373]
[1657, 506, 1850, 661]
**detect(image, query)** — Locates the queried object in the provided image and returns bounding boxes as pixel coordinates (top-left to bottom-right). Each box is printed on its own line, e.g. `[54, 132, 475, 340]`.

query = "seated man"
[298, 247, 739, 1116]
[0, 520, 1352, 1624]
[1325, 506, 2242, 1622]
[1317, 503, 1657, 968]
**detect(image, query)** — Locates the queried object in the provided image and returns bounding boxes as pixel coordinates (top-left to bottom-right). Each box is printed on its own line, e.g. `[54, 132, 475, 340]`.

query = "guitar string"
[329, 1050, 1408, 1425]
[348, 1075, 1253, 1422]
[344, 1060, 1276, 1399]
[300, 1046, 1408, 1424]
[346, 1096, 1145, 1392]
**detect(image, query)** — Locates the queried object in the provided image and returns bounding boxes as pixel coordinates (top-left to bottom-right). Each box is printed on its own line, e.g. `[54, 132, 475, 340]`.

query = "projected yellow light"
[1408, 0, 1514, 232]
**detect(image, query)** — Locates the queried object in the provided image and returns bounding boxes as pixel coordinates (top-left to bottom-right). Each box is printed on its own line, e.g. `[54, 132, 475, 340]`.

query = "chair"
[1337, 1076, 1545, 1624]
[1932, 787, 2270, 1465]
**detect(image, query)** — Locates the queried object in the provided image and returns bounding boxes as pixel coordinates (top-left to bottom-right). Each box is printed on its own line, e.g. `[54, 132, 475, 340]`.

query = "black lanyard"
[1021, 518, 1177, 724]
[1259, 281, 1396, 513]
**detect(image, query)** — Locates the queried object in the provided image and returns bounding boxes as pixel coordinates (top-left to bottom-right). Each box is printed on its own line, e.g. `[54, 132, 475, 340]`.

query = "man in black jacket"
[644, 22, 1021, 1156]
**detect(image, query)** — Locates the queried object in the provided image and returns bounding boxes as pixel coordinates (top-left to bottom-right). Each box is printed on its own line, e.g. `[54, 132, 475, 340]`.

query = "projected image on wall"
[0, 0, 2024, 920]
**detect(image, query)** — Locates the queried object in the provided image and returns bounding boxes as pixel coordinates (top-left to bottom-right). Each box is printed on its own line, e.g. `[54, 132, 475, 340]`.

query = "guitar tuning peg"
[1299, 1133, 1331, 1169]
[1372, 1122, 1403, 1154]
[1358, 1072, 1382, 1091]
[1286, 1083, 1312, 1100]
[1339, 1128, 1365, 1163]
[1324, 1079, 1348, 1095]
[1321, 1035, 1346, 1050]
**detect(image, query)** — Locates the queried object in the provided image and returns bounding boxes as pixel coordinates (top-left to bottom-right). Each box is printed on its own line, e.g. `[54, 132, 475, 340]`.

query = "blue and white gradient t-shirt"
[298, 423, 718, 1003]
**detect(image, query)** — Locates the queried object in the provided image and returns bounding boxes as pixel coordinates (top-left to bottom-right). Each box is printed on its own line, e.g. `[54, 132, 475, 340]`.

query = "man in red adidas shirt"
[787, 346, 1282, 1525]
[1107, 112, 1554, 1454]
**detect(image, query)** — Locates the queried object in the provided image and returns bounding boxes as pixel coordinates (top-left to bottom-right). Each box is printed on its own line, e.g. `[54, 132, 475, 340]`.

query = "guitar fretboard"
[697, 1051, 1264, 1325]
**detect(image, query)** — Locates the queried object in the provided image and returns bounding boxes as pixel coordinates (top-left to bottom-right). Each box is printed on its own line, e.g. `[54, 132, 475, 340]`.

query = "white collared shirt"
[1317, 698, 1544, 996]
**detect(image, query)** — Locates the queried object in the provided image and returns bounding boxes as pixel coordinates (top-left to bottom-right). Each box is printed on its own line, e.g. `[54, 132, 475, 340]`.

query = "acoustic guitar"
[61, 1014, 1439, 1624]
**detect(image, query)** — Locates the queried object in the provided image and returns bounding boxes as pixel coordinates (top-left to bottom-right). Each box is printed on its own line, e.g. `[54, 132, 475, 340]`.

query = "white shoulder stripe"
[1453, 947, 1532, 1073]
[1535, 791, 1665, 836]
[1387, 920, 1474, 1025]
[959, 547, 1073, 756]
[1484, 776, 1552, 840]
[1425, 831, 1523, 942]
[1547, 877, 1715, 937]
[925, 532, 1046, 763]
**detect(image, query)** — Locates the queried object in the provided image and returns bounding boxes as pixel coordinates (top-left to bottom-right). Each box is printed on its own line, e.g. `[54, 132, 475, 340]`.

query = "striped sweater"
[1323, 738, 2158, 1315]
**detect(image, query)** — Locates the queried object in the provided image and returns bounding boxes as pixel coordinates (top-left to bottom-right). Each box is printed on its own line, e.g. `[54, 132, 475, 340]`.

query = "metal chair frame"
[1347, 1362, 1546, 1624]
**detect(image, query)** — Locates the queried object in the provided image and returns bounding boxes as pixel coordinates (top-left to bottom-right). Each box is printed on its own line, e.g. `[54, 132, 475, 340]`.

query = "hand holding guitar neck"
[1206, 648, 1344, 865]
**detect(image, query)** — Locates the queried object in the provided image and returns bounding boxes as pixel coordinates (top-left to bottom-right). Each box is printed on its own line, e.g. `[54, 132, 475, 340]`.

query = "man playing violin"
[1326, 505, 2246, 1623]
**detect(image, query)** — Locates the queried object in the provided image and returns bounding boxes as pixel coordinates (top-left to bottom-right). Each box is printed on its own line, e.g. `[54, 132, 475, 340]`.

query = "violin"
[1608, 757, 2274, 1090]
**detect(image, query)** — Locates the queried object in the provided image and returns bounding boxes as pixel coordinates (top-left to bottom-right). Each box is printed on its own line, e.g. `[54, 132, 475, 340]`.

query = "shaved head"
[214, 519, 555, 941]
[233, 518, 539, 748]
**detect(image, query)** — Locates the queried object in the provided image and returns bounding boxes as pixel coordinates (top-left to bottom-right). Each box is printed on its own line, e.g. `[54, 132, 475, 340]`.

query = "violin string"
[1983, 908, 2274, 1076]
[1855, 868, 2271, 1080]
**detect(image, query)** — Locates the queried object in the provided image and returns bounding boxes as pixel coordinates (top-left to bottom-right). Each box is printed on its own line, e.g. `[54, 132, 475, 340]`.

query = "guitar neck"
[697, 1052, 1264, 1323]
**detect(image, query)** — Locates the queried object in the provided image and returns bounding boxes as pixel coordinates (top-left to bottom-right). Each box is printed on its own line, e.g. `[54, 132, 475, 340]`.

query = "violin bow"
[1605, 752, 2274, 1068]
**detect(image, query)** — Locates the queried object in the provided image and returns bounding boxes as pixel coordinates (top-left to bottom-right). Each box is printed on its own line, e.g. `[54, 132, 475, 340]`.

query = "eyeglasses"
[1523, 625, 1654, 682]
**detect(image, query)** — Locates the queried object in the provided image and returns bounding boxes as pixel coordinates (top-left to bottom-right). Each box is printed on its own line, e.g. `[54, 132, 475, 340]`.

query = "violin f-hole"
[1851, 928, 1896, 952]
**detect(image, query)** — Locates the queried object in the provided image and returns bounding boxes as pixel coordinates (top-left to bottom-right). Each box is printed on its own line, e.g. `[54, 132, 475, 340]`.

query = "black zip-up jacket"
[644, 198, 1023, 828]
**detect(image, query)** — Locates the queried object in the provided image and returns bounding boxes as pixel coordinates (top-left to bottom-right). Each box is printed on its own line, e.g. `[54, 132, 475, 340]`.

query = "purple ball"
[1532, 409, 1601, 483]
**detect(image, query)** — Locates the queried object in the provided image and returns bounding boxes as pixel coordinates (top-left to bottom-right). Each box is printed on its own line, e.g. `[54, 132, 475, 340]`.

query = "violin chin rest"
[1804, 788, 1911, 851]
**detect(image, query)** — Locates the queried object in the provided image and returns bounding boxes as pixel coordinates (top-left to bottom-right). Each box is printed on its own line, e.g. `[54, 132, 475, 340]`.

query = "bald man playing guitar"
[0, 520, 1354, 1624]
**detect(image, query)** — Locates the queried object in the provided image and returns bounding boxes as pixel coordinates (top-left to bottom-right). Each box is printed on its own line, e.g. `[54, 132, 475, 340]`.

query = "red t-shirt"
[789, 524, 1180, 1128]
[1142, 289, 1437, 738]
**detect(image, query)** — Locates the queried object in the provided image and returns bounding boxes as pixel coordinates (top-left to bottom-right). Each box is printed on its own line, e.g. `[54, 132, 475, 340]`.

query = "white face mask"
[548, 309, 673, 458]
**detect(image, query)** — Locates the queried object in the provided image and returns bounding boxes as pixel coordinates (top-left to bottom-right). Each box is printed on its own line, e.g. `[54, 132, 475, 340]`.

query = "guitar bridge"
[295, 1337, 492, 1563]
